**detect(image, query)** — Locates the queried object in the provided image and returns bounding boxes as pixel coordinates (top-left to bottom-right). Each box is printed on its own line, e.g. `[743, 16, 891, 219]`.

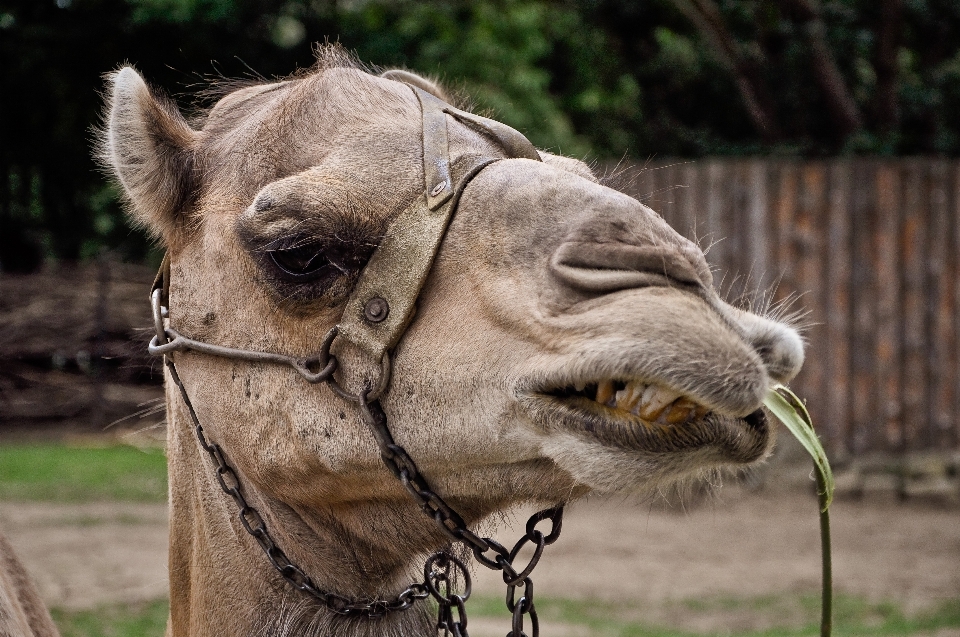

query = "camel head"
[102, 48, 803, 635]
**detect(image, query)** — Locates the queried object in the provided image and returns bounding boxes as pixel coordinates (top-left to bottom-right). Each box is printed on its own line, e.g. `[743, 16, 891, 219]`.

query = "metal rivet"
[364, 296, 389, 323]
[430, 181, 447, 197]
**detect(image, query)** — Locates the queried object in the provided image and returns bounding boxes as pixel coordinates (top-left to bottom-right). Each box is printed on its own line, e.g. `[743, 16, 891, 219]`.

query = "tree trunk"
[778, 0, 864, 141]
[874, 0, 902, 134]
[671, 0, 782, 142]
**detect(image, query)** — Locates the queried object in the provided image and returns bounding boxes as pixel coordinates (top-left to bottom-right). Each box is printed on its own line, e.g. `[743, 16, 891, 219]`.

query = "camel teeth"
[595, 380, 616, 407]
[580, 379, 710, 423]
[637, 385, 682, 420]
[660, 398, 698, 424]
[615, 382, 644, 412]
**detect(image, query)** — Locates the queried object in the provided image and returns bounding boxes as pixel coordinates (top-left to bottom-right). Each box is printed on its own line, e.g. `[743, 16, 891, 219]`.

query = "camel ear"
[380, 69, 452, 103]
[102, 66, 199, 244]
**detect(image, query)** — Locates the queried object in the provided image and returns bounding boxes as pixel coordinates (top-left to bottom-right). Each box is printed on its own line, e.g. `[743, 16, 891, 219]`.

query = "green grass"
[470, 593, 960, 636]
[49, 594, 960, 637]
[0, 443, 167, 502]
[51, 600, 168, 637]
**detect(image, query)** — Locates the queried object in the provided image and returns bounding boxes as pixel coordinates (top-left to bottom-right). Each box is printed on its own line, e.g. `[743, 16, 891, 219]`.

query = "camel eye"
[268, 243, 337, 280]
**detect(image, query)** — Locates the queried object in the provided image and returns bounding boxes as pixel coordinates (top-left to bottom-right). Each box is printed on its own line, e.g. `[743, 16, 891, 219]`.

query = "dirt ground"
[2, 462, 958, 635]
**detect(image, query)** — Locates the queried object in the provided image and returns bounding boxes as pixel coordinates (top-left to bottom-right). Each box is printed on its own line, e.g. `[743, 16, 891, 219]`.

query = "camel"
[0, 534, 59, 637]
[0, 45, 804, 637]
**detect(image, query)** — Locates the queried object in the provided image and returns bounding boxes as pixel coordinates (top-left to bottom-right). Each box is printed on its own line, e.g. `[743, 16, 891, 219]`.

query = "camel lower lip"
[526, 393, 769, 461]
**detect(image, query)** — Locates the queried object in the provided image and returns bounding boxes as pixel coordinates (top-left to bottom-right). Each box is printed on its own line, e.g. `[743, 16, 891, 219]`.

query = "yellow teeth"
[614, 384, 643, 412]
[570, 379, 709, 426]
[664, 398, 697, 424]
[596, 380, 616, 407]
[637, 384, 683, 420]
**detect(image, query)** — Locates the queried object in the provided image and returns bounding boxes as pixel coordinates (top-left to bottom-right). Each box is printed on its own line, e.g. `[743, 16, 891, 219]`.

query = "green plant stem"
[768, 385, 833, 637]
[816, 466, 832, 637]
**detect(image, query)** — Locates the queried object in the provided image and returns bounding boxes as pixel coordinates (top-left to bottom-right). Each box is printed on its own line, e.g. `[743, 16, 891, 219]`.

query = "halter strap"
[151, 84, 540, 364]
[336, 86, 539, 361]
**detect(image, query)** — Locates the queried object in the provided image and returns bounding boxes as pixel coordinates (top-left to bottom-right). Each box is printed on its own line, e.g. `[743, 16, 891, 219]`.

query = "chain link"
[156, 314, 563, 633]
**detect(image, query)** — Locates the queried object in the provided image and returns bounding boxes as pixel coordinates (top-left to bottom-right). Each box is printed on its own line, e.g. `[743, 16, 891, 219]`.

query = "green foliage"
[3, 0, 960, 270]
[0, 444, 168, 502]
[52, 600, 168, 637]
[125, 0, 237, 24]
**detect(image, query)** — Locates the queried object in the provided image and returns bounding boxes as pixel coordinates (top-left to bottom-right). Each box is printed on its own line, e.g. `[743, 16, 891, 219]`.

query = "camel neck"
[163, 392, 435, 636]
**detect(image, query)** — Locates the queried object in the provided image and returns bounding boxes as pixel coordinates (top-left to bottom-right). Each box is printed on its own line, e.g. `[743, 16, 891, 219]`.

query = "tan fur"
[93, 48, 803, 636]
[0, 533, 59, 637]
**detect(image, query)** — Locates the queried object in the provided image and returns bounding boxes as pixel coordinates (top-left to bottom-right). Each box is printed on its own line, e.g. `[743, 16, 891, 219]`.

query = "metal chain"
[360, 396, 564, 637]
[162, 356, 430, 617]
[153, 296, 563, 633]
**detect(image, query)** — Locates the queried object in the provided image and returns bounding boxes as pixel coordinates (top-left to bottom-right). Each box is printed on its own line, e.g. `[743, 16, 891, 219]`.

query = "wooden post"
[850, 160, 877, 454]
[796, 162, 827, 428]
[728, 160, 749, 303]
[874, 162, 903, 453]
[746, 159, 771, 298]
[927, 160, 954, 449]
[675, 161, 698, 241]
[825, 161, 852, 456]
[773, 161, 800, 314]
[953, 162, 960, 450]
[661, 161, 680, 229]
[706, 159, 730, 287]
[900, 160, 928, 450]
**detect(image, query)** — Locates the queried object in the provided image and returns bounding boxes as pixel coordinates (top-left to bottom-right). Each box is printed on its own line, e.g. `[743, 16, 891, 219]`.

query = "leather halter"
[151, 84, 541, 365]
[338, 86, 540, 361]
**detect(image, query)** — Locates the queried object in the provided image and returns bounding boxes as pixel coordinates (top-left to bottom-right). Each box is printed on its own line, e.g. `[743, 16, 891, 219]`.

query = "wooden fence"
[616, 158, 960, 457]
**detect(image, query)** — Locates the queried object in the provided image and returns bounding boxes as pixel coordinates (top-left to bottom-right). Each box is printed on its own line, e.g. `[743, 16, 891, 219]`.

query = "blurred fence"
[0, 260, 162, 436]
[619, 158, 960, 457]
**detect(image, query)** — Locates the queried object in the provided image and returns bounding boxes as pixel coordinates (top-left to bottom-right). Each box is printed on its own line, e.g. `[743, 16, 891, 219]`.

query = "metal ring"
[327, 350, 392, 403]
[503, 530, 545, 586]
[366, 351, 392, 401]
[148, 332, 189, 356]
[327, 379, 361, 403]
[511, 596, 534, 637]
[292, 326, 340, 383]
[472, 536, 511, 570]
[151, 288, 167, 345]
[505, 577, 534, 613]
[424, 552, 472, 602]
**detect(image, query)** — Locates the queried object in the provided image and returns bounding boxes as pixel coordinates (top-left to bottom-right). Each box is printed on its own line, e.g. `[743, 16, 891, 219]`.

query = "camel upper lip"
[521, 376, 769, 460]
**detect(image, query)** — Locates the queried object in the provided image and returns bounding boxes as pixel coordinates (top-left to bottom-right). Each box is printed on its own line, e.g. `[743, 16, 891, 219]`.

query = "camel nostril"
[549, 241, 705, 295]
[744, 409, 767, 431]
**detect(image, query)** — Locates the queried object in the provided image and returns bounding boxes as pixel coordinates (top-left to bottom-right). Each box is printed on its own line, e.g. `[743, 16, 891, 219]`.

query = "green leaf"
[763, 384, 835, 511]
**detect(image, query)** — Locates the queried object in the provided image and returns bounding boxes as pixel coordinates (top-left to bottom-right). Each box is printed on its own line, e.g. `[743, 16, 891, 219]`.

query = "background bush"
[2, 0, 958, 270]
